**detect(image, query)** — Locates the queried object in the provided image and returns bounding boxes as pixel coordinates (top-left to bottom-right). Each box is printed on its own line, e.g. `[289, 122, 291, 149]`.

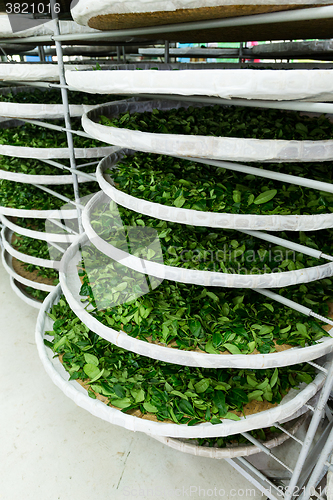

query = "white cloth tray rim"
[59, 233, 333, 369]
[36, 283, 329, 438]
[1, 226, 60, 270]
[2, 249, 56, 292]
[82, 100, 333, 163]
[0, 214, 77, 243]
[66, 69, 333, 102]
[9, 276, 42, 310]
[83, 190, 333, 289]
[96, 150, 333, 232]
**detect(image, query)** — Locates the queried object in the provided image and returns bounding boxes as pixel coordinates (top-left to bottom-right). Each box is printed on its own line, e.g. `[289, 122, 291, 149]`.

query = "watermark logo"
[6, 1, 61, 34]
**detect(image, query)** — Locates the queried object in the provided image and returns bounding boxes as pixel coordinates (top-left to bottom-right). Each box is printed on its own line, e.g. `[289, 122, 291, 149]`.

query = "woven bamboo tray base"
[11, 256, 57, 287]
[87, 5, 331, 42]
[88, 5, 302, 30]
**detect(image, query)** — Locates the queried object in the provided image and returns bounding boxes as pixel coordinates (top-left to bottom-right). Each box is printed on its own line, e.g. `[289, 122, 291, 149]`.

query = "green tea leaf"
[223, 412, 241, 421]
[253, 190, 277, 205]
[213, 391, 228, 414]
[178, 400, 196, 417]
[84, 353, 99, 366]
[83, 363, 100, 380]
[174, 195, 186, 208]
[111, 398, 132, 409]
[143, 402, 158, 413]
[223, 343, 242, 355]
[194, 379, 210, 393]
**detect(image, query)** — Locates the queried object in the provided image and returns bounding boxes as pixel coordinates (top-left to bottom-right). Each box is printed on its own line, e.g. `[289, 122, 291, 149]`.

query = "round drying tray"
[0, 101, 96, 120]
[0, 205, 78, 220]
[0, 143, 117, 160]
[70, 1, 333, 42]
[82, 99, 333, 163]
[36, 284, 330, 438]
[0, 214, 77, 244]
[0, 63, 98, 83]
[2, 250, 55, 292]
[66, 68, 333, 102]
[83, 191, 333, 289]
[0, 86, 96, 120]
[96, 149, 333, 232]
[1, 227, 60, 271]
[149, 413, 307, 459]
[59, 233, 333, 369]
[9, 277, 43, 310]
[0, 166, 94, 185]
[2, 249, 56, 292]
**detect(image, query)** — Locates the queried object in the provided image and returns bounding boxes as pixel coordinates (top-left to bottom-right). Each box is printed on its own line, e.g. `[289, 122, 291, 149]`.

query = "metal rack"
[2, 3, 333, 498]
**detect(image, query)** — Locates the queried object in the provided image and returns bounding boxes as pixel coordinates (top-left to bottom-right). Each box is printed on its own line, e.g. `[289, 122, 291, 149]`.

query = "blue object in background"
[25, 55, 39, 61]
[25, 52, 52, 62]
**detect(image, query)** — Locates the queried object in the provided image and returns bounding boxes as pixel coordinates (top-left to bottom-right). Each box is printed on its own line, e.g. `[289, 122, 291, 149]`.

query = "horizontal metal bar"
[255, 288, 312, 316]
[47, 218, 78, 236]
[310, 311, 333, 328]
[226, 456, 282, 499]
[1, 5, 333, 44]
[241, 432, 294, 473]
[144, 93, 333, 115]
[7, 80, 77, 91]
[41, 159, 97, 182]
[19, 118, 92, 138]
[47, 241, 65, 254]
[239, 229, 331, 261]
[255, 289, 333, 330]
[180, 156, 333, 193]
[76, 161, 100, 169]
[307, 361, 329, 374]
[35, 185, 84, 209]
[139, 48, 243, 58]
[139, 46, 333, 61]
[274, 423, 304, 446]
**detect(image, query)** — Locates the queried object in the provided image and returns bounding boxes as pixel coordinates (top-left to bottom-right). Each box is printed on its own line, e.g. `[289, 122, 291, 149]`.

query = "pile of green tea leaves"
[46, 295, 316, 424]
[23, 285, 48, 302]
[0, 180, 99, 210]
[106, 153, 333, 216]
[12, 233, 52, 261]
[0, 156, 98, 176]
[78, 246, 328, 353]
[11, 234, 58, 282]
[0, 88, 119, 106]
[189, 425, 282, 448]
[279, 280, 333, 319]
[0, 119, 104, 149]
[91, 201, 327, 274]
[19, 262, 59, 283]
[100, 105, 333, 140]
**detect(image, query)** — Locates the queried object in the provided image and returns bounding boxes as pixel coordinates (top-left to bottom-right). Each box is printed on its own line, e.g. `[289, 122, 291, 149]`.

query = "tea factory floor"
[0, 257, 307, 500]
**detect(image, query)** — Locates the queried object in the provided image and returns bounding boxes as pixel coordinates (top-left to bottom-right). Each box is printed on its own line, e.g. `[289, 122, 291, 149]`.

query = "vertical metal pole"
[239, 41, 243, 63]
[38, 45, 45, 62]
[50, 0, 83, 233]
[117, 46, 121, 62]
[299, 429, 333, 500]
[164, 40, 170, 63]
[285, 360, 333, 500]
[122, 45, 126, 63]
